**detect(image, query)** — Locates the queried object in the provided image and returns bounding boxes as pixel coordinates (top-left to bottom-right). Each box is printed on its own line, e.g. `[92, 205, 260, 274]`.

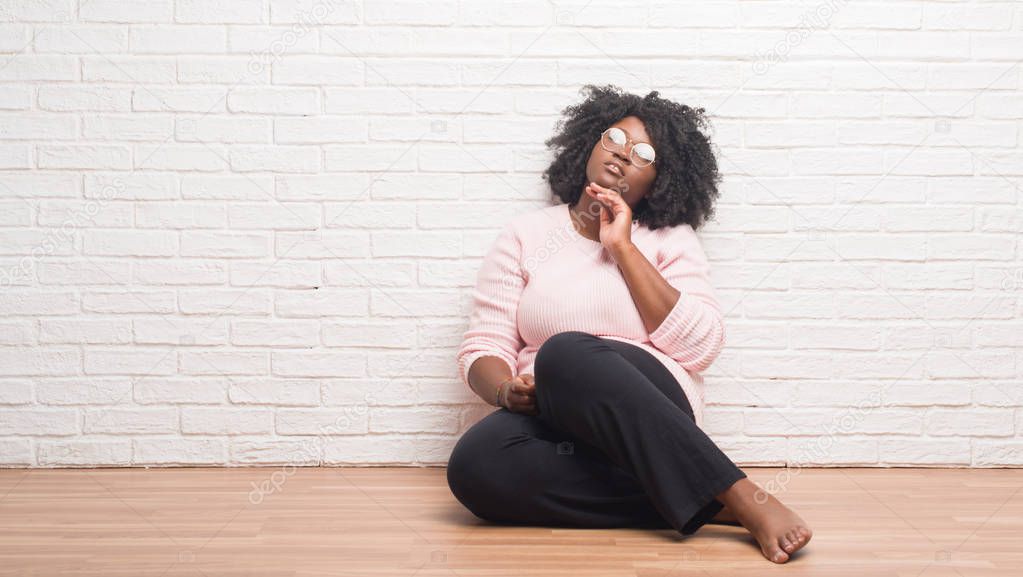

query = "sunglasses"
[600, 127, 656, 168]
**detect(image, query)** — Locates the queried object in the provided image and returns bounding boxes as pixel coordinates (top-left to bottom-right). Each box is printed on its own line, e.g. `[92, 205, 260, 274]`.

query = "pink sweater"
[456, 203, 726, 429]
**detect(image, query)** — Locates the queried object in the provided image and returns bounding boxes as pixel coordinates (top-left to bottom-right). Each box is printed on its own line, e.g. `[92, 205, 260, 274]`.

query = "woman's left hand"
[585, 181, 633, 252]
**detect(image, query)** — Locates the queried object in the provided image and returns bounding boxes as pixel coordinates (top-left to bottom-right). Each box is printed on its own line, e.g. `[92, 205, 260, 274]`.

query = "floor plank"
[0, 467, 1020, 576]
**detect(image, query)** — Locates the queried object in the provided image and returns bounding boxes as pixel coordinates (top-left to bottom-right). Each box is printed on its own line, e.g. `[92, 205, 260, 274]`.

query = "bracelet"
[496, 379, 511, 407]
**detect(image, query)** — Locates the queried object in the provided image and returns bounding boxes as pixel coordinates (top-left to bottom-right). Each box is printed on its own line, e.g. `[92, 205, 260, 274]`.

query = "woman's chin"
[591, 171, 620, 188]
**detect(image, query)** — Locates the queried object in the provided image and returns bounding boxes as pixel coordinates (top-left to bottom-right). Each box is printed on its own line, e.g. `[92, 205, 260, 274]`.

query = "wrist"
[608, 240, 636, 260]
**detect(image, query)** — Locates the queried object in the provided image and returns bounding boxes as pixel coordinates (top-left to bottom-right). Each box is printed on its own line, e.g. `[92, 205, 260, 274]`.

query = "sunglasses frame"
[600, 127, 656, 168]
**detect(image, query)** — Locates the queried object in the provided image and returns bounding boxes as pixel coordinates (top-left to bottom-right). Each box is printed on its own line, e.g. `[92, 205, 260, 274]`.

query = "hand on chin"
[583, 181, 632, 252]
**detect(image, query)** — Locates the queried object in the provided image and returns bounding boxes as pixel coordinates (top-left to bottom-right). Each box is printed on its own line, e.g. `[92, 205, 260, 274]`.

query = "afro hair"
[542, 84, 723, 231]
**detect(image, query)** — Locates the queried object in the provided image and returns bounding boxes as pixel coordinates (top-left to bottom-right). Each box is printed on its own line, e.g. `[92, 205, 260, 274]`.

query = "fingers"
[590, 181, 614, 193]
[511, 381, 535, 397]
[585, 185, 623, 219]
[505, 391, 537, 415]
[502, 374, 538, 415]
[585, 184, 613, 208]
[512, 374, 535, 395]
[588, 181, 621, 199]
[507, 379, 536, 414]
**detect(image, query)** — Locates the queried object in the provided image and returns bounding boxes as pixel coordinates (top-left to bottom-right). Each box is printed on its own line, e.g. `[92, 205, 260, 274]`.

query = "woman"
[446, 84, 812, 564]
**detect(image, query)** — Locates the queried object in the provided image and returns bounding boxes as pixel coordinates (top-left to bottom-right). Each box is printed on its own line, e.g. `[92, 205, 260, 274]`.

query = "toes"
[765, 545, 789, 564]
[780, 534, 795, 553]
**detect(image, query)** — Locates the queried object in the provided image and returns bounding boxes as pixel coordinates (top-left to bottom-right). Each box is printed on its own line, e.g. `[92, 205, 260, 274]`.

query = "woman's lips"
[604, 162, 623, 176]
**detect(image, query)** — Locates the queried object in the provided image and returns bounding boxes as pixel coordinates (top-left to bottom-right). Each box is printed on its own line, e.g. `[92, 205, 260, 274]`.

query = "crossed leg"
[447, 331, 743, 534]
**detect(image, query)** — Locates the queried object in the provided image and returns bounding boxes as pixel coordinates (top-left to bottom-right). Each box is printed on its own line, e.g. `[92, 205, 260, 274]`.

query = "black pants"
[446, 330, 748, 535]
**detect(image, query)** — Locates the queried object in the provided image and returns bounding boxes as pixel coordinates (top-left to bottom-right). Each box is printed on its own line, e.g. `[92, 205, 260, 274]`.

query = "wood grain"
[0, 467, 1020, 576]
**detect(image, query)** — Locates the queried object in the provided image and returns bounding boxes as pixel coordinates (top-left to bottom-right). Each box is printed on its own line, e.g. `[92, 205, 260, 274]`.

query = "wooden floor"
[0, 467, 1021, 576]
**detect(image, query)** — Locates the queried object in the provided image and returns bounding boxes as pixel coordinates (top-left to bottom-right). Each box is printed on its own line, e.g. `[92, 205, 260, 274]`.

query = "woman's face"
[584, 115, 657, 209]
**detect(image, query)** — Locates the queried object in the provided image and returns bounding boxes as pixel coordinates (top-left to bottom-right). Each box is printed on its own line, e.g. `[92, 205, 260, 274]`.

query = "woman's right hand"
[499, 373, 537, 415]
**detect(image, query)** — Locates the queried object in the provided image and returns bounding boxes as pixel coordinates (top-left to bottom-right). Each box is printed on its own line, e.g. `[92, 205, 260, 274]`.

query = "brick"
[179, 350, 269, 375]
[228, 379, 320, 406]
[39, 440, 132, 466]
[276, 408, 368, 435]
[181, 408, 273, 434]
[133, 377, 228, 404]
[134, 439, 227, 465]
[40, 319, 132, 344]
[0, 349, 79, 376]
[0, 380, 33, 404]
[36, 376, 130, 403]
[271, 350, 365, 378]
[0, 409, 78, 435]
[84, 349, 176, 376]
[82, 291, 176, 314]
[84, 407, 177, 434]
[230, 320, 319, 346]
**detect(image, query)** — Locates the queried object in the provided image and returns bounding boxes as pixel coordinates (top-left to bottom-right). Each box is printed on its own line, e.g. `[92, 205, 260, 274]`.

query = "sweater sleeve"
[647, 224, 726, 374]
[456, 222, 526, 389]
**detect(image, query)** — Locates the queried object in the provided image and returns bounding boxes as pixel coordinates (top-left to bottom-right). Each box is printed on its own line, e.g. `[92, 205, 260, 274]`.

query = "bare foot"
[716, 478, 813, 563]
[709, 504, 741, 526]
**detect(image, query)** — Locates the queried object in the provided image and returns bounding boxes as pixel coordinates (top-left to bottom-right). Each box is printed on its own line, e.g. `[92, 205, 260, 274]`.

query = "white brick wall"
[1, 0, 1021, 468]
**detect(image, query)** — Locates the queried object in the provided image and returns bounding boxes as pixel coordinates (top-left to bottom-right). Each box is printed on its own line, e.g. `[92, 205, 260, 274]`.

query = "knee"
[446, 432, 483, 510]
[446, 417, 510, 521]
[534, 330, 598, 385]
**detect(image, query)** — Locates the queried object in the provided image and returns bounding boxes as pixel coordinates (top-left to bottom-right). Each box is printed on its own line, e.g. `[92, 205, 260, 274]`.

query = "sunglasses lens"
[633, 143, 655, 165]
[607, 127, 627, 145]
